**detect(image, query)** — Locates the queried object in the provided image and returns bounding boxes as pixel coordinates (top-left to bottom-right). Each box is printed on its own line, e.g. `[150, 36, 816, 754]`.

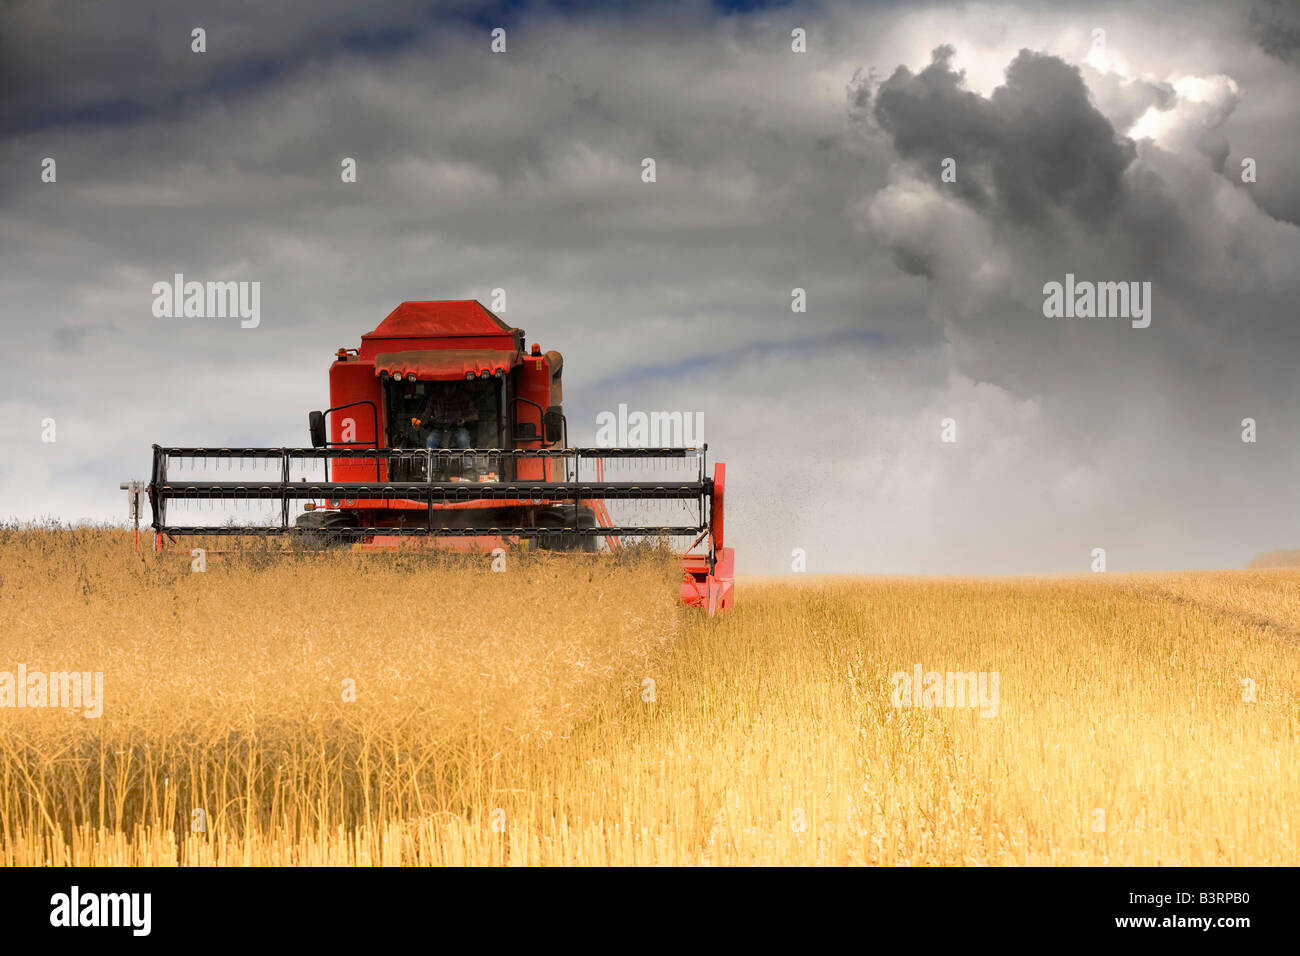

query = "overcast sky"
[2, 0, 1298, 573]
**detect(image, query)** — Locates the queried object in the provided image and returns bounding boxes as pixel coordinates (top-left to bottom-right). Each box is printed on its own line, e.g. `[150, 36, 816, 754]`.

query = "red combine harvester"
[142, 300, 734, 613]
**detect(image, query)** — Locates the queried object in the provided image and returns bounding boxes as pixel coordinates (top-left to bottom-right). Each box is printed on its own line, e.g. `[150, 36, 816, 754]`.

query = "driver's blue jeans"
[426, 426, 473, 471]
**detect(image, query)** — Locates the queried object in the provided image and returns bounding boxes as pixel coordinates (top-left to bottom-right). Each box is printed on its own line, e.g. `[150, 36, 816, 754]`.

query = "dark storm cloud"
[0, 2, 368, 132]
[859, 43, 1296, 365]
[868, 45, 1136, 230]
[861, 39, 1295, 308]
[1249, 0, 1300, 65]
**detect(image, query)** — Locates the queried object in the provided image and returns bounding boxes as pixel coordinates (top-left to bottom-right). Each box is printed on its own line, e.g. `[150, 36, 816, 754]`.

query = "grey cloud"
[1250, 0, 1300, 65]
[0, 0, 439, 135]
[1084, 71, 1176, 134]
[871, 45, 1136, 230]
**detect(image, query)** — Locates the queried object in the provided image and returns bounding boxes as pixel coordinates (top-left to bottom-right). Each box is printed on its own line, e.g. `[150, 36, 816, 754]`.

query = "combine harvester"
[136, 300, 734, 613]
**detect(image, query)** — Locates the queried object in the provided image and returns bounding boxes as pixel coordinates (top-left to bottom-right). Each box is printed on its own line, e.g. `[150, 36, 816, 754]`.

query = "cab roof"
[366, 300, 515, 338]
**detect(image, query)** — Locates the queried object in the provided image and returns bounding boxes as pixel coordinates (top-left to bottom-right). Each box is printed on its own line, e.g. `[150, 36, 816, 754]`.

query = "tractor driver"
[413, 380, 479, 475]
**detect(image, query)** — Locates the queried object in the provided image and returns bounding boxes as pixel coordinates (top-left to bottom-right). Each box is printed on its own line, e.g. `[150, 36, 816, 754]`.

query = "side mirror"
[543, 405, 564, 444]
[513, 421, 539, 442]
[308, 410, 326, 448]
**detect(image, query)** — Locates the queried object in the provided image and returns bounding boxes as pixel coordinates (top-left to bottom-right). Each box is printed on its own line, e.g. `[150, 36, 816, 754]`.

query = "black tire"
[294, 510, 357, 550]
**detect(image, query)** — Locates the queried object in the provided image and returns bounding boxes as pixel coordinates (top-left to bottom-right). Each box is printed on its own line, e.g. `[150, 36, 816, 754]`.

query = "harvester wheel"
[294, 510, 357, 550]
[535, 507, 598, 553]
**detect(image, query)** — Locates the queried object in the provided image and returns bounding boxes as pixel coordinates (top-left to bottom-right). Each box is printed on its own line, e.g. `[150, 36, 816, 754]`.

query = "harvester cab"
[137, 300, 734, 613]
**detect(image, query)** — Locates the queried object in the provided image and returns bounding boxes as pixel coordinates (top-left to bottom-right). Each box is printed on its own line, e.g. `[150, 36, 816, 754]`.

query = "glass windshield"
[385, 378, 503, 479]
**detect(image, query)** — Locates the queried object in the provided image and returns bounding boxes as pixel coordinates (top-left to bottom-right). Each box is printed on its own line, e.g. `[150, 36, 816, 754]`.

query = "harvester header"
[136, 300, 734, 613]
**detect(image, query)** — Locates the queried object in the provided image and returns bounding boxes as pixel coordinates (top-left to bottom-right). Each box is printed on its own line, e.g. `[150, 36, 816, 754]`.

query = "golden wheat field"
[0, 528, 1297, 866]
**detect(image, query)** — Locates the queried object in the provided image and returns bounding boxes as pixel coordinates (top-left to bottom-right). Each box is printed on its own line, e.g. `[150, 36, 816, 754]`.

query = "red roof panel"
[367, 300, 514, 338]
